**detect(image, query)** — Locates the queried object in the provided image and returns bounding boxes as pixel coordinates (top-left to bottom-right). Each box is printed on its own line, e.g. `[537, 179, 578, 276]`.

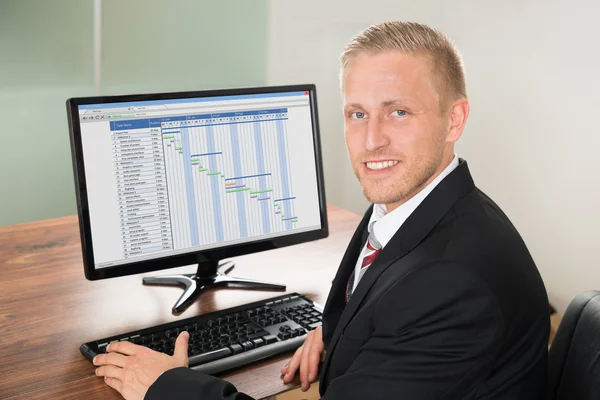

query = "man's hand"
[280, 326, 324, 392]
[93, 331, 189, 400]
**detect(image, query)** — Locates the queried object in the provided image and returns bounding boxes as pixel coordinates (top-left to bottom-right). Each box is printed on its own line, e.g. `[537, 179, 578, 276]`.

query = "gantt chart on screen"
[78, 92, 321, 268]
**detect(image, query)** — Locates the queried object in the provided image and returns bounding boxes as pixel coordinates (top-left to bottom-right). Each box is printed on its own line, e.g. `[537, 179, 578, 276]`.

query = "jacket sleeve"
[145, 367, 254, 400]
[322, 261, 505, 400]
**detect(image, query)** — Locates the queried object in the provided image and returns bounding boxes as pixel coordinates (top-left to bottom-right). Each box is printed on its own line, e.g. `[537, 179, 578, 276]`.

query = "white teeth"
[366, 160, 398, 170]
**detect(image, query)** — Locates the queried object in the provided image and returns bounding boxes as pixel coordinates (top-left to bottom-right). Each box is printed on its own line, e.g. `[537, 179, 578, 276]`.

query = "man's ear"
[446, 98, 470, 143]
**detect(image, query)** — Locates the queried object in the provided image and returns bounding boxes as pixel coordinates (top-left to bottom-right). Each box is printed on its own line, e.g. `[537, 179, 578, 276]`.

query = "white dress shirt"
[351, 155, 460, 291]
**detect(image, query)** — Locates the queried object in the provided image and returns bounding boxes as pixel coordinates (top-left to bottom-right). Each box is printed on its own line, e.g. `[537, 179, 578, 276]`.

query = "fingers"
[299, 331, 315, 391]
[93, 352, 128, 368]
[173, 331, 189, 366]
[281, 345, 301, 374]
[282, 345, 303, 383]
[106, 341, 141, 356]
[103, 376, 124, 394]
[307, 339, 324, 382]
[95, 365, 124, 381]
[308, 328, 324, 382]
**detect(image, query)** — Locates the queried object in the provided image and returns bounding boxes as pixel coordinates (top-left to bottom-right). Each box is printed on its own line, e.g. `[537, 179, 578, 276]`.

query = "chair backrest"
[547, 290, 600, 400]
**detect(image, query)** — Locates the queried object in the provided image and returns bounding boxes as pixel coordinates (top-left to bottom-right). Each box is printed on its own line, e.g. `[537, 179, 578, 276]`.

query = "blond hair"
[340, 21, 467, 105]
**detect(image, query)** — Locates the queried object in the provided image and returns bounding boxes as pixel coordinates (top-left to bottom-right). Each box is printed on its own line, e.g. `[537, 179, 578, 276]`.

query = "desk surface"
[0, 204, 361, 400]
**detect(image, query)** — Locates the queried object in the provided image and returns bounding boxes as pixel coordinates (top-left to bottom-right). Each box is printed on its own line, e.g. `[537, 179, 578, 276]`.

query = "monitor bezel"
[66, 84, 328, 281]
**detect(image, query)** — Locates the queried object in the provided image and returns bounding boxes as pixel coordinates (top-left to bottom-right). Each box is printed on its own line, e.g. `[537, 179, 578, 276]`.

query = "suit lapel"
[320, 159, 475, 390]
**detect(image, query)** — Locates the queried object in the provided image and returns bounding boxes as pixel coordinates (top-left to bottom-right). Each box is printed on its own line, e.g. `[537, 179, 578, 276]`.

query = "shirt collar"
[368, 154, 460, 248]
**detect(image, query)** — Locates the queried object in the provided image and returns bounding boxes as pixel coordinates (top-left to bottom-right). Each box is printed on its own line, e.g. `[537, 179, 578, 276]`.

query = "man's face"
[343, 51, 454, 210]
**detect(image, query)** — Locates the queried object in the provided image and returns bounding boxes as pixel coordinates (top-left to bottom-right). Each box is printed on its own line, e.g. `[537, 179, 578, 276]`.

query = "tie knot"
[345, 230, 382, 304]
[361, 231, 381, 270]
[366, 231, 382, 251]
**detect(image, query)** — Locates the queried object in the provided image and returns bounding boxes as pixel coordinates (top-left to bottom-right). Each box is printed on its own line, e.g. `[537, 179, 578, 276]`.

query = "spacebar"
[188, 348, 232, 365]
[190, 335, 306, 375]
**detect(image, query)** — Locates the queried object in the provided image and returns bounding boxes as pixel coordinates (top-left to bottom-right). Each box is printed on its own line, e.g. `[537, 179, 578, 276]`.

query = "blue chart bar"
[229, 124, 248, 238]
[276, 118, 294, 230]
[206, 126, 225, 242]
[254, 122, 271, 235]
[180, 128, 199, 246]
[225, 173, 271, 181]
[161, 108, 297, 248]
[191, 152, 223, 157]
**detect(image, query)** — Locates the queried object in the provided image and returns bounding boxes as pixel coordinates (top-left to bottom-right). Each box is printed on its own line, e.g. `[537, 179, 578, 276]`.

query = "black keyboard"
[80, 293, 323, 375]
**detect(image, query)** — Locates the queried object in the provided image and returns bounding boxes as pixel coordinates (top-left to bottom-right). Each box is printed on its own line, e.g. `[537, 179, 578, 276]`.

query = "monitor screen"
[67, 85, 327, 280]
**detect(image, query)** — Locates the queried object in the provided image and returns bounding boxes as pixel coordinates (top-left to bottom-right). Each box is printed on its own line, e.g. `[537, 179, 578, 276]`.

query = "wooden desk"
[0, 204, 361, 400]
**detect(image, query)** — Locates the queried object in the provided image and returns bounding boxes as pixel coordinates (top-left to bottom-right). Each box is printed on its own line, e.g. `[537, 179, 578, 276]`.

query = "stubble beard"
[353, 151, 444, 206]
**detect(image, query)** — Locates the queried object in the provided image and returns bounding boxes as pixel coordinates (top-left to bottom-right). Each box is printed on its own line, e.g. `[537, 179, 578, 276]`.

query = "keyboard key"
[247, 331, 266, 340]
[241, 341, 254, 351]
[229, 343, 243, 354]
[252, 338, 264, 347]
[263, 334, 277, 344]
[309, 322, 322, 329]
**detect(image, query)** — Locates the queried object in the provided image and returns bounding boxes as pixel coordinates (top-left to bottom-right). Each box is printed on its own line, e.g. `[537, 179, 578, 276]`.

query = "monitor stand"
[142, 260, 286, 313]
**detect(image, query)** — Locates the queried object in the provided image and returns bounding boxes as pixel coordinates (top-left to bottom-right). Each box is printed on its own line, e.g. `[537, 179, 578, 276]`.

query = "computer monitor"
[66, 84, 328, 313]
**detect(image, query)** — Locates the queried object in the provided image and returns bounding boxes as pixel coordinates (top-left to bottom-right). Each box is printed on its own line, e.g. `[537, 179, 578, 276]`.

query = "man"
[94, 21, 550, 399]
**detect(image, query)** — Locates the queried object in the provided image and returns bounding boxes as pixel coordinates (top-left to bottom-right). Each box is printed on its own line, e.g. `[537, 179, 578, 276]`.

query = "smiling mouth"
[365, 160, 399, 171]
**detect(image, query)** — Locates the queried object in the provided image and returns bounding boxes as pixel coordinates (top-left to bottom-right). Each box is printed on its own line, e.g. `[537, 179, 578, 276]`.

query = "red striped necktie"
[345, 232, 382, 303]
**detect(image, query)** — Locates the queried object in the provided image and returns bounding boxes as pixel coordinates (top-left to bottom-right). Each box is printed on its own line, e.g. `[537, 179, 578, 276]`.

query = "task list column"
[111, 119, 173, 259]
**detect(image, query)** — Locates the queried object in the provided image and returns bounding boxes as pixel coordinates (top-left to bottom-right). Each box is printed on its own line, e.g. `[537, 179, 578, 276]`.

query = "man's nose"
[365, 117, 390, 152]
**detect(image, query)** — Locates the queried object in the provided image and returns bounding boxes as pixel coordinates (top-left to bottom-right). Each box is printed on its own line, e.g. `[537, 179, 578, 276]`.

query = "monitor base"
[142, 260, 286, 313]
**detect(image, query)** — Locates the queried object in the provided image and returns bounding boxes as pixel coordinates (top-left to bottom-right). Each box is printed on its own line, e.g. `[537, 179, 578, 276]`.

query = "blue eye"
[394, 110, 407, 117]
[351, 112, 366, 119]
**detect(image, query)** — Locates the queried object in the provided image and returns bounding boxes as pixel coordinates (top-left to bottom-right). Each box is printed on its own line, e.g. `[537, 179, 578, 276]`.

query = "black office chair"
[547, 290, 600, 399]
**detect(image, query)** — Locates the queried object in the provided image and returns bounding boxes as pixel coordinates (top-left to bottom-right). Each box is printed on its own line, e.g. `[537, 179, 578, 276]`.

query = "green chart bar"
[226, 188, 251, 194]
[250, 189, 273, 195]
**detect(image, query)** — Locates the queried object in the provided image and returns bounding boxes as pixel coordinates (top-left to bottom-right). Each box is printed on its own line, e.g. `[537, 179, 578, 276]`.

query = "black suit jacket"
[146, 159, 549, 399]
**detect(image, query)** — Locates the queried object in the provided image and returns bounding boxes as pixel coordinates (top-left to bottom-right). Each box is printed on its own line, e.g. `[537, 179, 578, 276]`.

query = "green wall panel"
[0, 0, 268, 226]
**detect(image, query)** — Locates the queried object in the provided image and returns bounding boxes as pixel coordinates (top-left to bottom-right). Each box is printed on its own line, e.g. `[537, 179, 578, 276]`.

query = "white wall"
[267, 0, 600, 314]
